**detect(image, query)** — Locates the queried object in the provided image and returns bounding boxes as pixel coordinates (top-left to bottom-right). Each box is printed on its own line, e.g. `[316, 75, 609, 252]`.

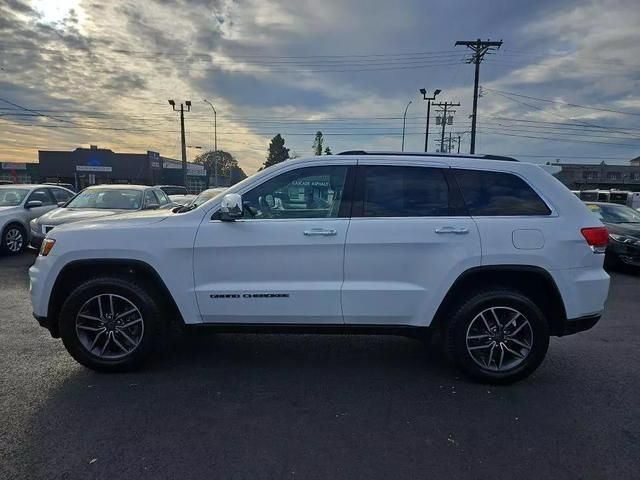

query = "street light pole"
[203, 99, 217, 187]
[168, 99, 191, 188]
[419, 88, 441, 152]
[401, 100, 412, 152]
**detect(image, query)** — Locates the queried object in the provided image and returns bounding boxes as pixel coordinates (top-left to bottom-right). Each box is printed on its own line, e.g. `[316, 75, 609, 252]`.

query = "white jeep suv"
[29, 152, 610, 383]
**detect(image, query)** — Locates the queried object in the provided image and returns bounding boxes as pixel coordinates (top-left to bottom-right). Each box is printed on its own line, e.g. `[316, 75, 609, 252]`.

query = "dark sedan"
[585, 202, 640, 268]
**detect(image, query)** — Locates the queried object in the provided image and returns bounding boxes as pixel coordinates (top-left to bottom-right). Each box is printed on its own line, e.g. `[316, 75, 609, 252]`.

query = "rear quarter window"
[454, 169, 551, 216]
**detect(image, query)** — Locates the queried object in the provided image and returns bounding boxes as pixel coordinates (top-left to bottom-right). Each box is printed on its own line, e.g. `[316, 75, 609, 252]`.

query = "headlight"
[39, 238, 56, 256]
[609, 233, 640, 246]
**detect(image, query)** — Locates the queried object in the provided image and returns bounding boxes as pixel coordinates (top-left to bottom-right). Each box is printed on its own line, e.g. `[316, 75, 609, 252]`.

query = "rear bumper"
[556, 313, 601, 337]
[33, 313, 59, 338]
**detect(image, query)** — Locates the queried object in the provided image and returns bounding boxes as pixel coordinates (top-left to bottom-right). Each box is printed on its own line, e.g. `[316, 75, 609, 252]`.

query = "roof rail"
[337, 150, 518, 162]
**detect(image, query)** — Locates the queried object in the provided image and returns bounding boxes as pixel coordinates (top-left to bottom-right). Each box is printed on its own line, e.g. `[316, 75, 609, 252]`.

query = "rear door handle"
[304, 228, 337, 236]
[435, 226, 469, 234]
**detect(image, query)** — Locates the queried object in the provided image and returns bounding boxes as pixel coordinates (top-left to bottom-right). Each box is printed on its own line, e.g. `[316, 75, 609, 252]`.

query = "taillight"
[581, 227, 608, 253]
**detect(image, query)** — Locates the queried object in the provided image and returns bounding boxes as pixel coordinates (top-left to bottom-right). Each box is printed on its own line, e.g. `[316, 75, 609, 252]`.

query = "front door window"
[241, 166, 348, 219]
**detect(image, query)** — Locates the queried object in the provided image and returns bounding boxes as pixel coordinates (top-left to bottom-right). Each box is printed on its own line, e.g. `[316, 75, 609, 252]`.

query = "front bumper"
[30, 234, 44, 250]
[556, 313, 602, 337]
[608, 241, 640, 267]
[33, 313, 59, 338]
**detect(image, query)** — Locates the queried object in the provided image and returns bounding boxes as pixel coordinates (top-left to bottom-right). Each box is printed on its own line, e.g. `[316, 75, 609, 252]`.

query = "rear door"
[342, 160, 481, 326]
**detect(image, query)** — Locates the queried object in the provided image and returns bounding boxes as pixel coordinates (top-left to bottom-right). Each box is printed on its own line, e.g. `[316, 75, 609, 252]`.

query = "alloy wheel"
[5, 228, 24, 252]
[465, 306, 533, 372]
[75, 294, 144, 360]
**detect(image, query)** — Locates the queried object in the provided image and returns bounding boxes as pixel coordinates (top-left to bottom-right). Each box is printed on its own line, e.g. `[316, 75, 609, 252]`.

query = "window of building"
[242, 166, 348, 219]
[582, 171, 599, 181]
[454, 169, 551, 216]
[607, 172, 621, 181]
[358, 166, 450, 217]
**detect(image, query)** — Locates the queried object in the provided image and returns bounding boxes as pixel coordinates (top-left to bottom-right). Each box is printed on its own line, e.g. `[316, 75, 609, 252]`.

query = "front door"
[25, 188, 58, 222]
[342, 162, 482, 326]
[193, 162, 355, 324]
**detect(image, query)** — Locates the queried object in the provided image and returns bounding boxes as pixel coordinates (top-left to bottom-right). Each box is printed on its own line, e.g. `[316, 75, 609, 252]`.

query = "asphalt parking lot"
[1, 252, 639, 480]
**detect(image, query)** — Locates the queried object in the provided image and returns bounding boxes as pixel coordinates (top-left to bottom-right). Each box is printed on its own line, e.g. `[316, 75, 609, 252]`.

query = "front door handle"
[435, 226, 469, 234]
[304, 228, 337, 236]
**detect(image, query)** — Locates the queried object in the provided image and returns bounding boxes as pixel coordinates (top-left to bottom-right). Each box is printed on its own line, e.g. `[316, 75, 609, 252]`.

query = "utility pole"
[448, 132, 452, 154]
[457, 135, 461, 153]
[401, 100, 412, 152]
[203, 99, 217, 187]
[433, 101, 460, 153]
[419, 88, 441, 152]
[168, 99, 191, 188]
[455, 38, 502, 154]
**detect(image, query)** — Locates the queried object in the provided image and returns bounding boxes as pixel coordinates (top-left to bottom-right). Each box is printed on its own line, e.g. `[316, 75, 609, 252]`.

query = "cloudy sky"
[1, 0, 640, 173]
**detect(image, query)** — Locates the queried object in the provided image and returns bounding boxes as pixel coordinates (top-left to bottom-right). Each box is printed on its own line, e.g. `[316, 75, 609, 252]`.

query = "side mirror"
[25, 200, 43, 209]
[145, 203, 160, 210]
[220, 193, 243, 221]
[57, 201, 67, 207]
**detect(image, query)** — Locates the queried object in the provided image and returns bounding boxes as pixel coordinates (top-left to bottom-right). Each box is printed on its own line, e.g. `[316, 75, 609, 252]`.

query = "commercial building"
[38, 146, 207, 192]
[554, 159, 640, 191]
[0, 162, 39, 184]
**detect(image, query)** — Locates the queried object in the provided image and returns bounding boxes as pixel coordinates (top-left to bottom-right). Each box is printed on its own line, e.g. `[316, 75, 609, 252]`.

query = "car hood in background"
[37, 208, 130, 226]
[51, 208, 174, 234]
[605, 222, 640, 238]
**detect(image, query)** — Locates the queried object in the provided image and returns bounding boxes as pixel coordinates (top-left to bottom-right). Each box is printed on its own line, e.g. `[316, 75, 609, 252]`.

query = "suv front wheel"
[445, 288, 550, 384]
[58, 276, 163, 372]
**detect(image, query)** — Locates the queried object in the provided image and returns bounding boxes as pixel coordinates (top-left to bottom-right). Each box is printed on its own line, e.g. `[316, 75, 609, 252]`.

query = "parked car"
[0, 180, 14, 185]
[176, 187, 227, 211]
[29, 152, 610, 384]
[584, 201, 640, 269]
[30, 185, 173, 249]
[155, 184, 196, 206]
[0, 184, 74, 254]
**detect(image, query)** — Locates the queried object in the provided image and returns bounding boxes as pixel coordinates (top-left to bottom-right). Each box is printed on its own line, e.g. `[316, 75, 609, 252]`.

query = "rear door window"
[454, 169, 551, 216]
[356, 165, 450, 217]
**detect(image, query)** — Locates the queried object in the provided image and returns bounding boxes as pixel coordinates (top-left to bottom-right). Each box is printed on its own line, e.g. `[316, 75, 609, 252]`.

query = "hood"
[604, 222, 640, 238]
[51, 208, 174, 234]
[36, 207, 127, 226]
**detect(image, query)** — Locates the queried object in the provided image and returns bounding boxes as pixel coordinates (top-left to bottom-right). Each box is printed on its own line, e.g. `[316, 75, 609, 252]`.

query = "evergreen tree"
[313, 131, 324, 155]
[262, 134, 290, 169]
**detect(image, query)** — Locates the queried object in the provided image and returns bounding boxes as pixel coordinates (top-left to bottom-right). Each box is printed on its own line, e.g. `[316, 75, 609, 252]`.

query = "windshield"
[0, 188, 29, 206]
[66, 189, 143, 210]
[586, 203, 640, 224]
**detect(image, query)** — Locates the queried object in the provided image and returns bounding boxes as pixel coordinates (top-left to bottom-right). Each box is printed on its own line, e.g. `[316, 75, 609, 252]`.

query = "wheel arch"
[431, 265, 567, 336]
[48, 259, 184, 337]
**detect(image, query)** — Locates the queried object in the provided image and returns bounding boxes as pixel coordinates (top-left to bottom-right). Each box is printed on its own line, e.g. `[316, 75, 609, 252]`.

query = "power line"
[484, 88, 640, 117]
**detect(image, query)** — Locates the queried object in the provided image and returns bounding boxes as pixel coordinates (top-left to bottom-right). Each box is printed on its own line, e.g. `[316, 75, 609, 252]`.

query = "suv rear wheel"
[58, 276, 162, 372]
[445, 288, 550, 384]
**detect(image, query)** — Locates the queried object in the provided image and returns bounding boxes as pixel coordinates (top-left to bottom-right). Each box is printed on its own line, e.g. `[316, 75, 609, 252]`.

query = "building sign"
[76, 165, 113, 172]
[2, 162, 27, 170]
[162, 160, 206, 176]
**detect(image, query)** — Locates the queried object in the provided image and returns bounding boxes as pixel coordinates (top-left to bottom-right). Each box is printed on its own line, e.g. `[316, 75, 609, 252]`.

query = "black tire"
[1, 223, 27, 255]
[58, 276, 163, 372]
[444, 287, 550, 384]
